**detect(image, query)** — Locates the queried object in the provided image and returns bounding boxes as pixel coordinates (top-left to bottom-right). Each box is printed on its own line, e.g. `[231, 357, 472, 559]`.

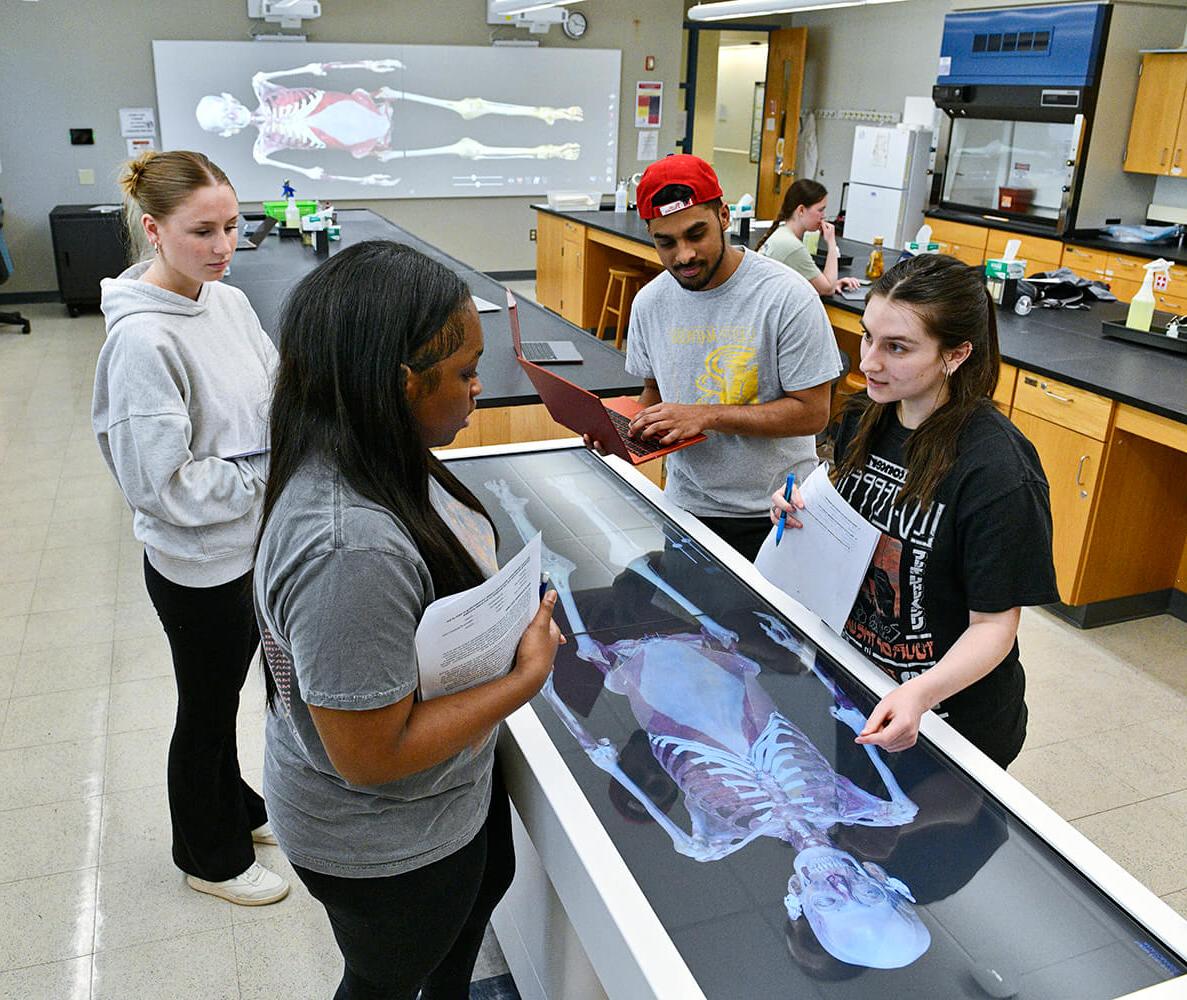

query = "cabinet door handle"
[1177, 148, 1183, 167]
[1162, 147, 1170, 166]
[1040, 384, 1073, 403]
[1075, 454, 1088, 487]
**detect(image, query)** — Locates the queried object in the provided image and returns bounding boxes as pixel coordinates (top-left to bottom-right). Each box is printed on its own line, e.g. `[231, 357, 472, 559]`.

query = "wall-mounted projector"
[247, 0, 321, 29]
[486, 0, 584, 35]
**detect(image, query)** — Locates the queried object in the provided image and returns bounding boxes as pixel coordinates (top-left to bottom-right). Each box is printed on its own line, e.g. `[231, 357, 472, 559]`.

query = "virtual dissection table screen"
[448, 448, 1185, 1000]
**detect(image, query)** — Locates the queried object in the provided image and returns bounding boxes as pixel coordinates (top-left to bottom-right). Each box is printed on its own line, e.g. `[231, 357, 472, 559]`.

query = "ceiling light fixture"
[688, 0, 904, 20]
[488, 0, 585, 15]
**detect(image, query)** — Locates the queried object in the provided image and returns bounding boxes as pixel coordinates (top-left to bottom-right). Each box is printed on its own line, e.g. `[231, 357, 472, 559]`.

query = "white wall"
[0, 0, 686, 296]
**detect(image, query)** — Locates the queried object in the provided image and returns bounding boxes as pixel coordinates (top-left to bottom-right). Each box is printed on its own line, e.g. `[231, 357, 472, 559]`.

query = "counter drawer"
[1061, 245, 1109, 278]
[1108, 277, 1141, 303]
[1013, 371, 1112, 441]
[1107, 253, 1154, 284]
[1155, 289, 1187, 314]
[937, 242, 988, 267]
[925, 216, 989, 252]
[561, 219, 584, 238]
[985, 230, 1063, 267]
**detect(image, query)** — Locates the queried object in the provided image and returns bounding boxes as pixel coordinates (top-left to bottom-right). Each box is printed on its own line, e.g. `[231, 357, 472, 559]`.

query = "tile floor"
[1, 298, 1185, 999]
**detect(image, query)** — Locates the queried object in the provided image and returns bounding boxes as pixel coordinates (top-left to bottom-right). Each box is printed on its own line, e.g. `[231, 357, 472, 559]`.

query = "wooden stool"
[595, 267, 645, 350]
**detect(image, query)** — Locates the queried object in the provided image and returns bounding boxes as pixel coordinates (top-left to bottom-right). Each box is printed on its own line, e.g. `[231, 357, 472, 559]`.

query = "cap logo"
[658, 199, 693, 216]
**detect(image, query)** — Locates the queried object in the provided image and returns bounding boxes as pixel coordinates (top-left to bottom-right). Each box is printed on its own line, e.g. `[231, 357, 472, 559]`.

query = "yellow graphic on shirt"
[695, 344, 758, 405]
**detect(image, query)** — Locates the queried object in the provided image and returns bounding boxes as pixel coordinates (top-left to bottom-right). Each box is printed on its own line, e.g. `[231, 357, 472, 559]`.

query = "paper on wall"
[753, 464, 880, 634]
[416, 533, 542, 700]
[119, 107, 156, 138]
[637, 130, 659, 162]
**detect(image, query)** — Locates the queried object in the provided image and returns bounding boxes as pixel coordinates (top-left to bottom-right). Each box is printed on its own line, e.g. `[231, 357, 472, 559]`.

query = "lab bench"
[222, 209, 659, 488]
[532, 205, 1187, 627]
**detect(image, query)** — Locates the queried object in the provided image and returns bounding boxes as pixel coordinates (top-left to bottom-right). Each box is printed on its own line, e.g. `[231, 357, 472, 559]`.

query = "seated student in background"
[756, 179, 863, 297]
[254, 241, 564, 999]
[614, 154, 842, 562]
[772, 253, 1058, 768]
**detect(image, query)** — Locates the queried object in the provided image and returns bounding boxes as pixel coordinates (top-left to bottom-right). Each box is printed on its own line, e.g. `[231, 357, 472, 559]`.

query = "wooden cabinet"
[924, 216, 988, 267]
[992, 363, 1017, 416]
[985, 230, 1062, 274]
[560, 222, 585, 325]
[534, 212, 587, 324]
[1011, 372, 1113, 603]
[535, 213, 564, 314]
[1124, 53, 1187, 176]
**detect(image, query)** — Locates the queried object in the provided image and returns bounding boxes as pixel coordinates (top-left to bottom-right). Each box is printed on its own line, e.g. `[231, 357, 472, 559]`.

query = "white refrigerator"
[845, 126, 933, 250]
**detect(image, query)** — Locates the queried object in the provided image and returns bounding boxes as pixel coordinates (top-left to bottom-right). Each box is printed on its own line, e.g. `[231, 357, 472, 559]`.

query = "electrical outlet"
[78, 169, 95, 185]
[529, 228, 537, 241]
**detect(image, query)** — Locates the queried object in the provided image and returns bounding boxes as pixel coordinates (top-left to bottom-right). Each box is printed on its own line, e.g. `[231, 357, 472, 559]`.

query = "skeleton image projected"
[484, 476, 930, 970]
[153, 41, 619, 201]
[194, 59, 584, 189]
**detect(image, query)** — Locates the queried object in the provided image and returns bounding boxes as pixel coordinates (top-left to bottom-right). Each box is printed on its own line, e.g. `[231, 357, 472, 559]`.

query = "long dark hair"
[755, 178, 828, 252]
[832, 253, 1001, 510]
[258, 241, 495, 704]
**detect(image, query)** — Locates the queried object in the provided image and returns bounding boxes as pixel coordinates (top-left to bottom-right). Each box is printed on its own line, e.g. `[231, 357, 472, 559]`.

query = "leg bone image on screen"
[194, 59, 584, 186]
[484, 477, 931, 970]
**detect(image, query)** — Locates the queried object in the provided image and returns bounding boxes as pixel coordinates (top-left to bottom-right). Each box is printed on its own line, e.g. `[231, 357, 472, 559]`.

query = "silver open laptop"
[236, 216, 277, 251]
[477, 294, 583, 363]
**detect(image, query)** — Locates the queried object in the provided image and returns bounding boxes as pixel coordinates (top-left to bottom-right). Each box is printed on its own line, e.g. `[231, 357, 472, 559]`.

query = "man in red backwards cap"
[618, 154, 841, 560]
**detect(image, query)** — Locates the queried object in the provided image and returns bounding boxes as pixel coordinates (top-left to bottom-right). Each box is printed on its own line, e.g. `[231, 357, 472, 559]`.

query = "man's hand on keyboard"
[628, 402, 709, 445]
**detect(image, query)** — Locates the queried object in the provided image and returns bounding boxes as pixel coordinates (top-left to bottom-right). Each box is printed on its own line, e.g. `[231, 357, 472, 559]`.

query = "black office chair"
[0, 199, 32, 334]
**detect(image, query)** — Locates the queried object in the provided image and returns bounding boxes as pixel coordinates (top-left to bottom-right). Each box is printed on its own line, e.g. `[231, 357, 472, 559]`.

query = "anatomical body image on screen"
[446, 447, 1185, 999]
[153, 41, 619, 201]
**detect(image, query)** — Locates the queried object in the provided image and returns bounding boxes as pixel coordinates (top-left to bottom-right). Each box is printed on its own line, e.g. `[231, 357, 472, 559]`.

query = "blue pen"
[775, 473, 795, 546]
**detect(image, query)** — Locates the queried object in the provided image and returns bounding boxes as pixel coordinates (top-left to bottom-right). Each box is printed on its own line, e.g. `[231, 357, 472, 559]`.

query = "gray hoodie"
[93, 262, 278, 587]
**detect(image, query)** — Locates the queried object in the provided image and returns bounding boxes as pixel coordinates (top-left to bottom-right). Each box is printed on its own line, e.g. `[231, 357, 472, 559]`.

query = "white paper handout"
[416, 533, 542, 700]
[753, 464, 880, 634]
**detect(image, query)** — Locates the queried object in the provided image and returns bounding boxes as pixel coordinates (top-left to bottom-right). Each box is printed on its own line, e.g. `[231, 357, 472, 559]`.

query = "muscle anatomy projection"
[194, 60, 585, 187]
[483, 478, 931, 970]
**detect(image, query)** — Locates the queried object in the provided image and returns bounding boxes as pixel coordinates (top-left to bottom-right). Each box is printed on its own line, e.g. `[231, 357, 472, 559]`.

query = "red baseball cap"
[635, 155, 724, 221]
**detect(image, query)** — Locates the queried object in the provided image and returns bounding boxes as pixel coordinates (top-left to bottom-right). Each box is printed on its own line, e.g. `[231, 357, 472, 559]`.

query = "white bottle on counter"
[614, 179, 628, 213]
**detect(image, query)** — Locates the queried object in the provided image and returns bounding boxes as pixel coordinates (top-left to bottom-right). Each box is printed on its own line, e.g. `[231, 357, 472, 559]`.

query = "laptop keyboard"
[521, 342, 559, 362]
[605, 408, 667, 457]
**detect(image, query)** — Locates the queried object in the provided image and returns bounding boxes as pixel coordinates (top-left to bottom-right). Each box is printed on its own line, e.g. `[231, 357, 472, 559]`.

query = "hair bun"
[122, 150, 158, 198]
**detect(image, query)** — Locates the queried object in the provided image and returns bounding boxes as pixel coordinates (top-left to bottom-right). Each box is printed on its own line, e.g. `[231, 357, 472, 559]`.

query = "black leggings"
[293, 777, 515, 1000]
[143, 556, 268, 881]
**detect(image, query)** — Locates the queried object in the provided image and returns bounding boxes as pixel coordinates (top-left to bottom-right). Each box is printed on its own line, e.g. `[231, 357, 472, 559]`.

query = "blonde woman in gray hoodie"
[93, 150, 287, 906]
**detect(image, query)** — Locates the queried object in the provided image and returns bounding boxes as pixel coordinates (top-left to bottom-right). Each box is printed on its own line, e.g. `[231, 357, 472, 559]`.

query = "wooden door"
[1124, 53, 1187, 176]
[535, 213, 564, 313]
[756, 28, 807, 221]
[560, 235, 584, 325]
[1010, 411, 1103, 603]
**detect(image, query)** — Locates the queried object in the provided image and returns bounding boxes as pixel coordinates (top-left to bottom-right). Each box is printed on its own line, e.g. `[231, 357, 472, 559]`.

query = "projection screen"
[153, 40, 620, 201]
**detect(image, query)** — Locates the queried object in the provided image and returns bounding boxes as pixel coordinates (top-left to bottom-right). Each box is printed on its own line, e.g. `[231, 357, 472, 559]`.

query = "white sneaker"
[251, 822, 279, 846]
[186, 862, 290, 906]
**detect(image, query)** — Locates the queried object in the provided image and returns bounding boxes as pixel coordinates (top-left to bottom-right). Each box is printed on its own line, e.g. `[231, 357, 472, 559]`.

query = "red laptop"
[506, 291, 705, 465]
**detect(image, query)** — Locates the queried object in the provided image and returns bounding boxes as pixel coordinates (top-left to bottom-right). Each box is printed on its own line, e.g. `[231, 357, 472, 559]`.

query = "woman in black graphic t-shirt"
[772, 253, 1058, 767]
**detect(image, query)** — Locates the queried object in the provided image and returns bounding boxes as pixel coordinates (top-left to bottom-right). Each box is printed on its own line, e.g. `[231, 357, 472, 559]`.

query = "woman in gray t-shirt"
[254, 241, 563, 998]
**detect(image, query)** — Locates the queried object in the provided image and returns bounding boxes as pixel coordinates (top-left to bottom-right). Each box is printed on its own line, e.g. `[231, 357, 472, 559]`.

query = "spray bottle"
[1126, 258, 1171, 333]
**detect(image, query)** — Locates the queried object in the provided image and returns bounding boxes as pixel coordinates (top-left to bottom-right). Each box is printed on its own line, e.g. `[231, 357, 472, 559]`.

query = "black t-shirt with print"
[833, 399, 1059, 766]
